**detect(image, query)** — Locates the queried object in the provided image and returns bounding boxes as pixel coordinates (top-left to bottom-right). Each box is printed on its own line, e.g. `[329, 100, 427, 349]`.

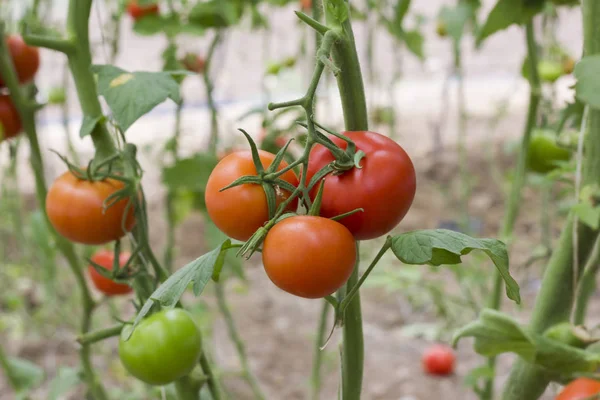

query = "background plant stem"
[310, 300, 330, 400]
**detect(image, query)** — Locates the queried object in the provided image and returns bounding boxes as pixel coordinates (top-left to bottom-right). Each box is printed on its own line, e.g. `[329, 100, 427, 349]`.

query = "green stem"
[214, 282, 266, 400]
[484, 21, 541, 400]
[502, 4, 600, 398]
[205, 31, 223, 155]
[573, 233, 600, 324]
[323, 3, 368, 398]
[454, 40, 470, 233]
[0, 24, 107, 400]
[78, 324, 123, 345]
[310, 300, 330, 400]
[61, 64, 81, 165]
[200, 352, 223, 400]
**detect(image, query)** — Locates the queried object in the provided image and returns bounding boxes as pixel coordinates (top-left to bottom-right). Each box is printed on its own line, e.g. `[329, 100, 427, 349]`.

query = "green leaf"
[48, 367, 81, 400]
[79, 115, 103, 138]
[326, 0, 349, 24]
[402, 30, 425, 60]
[7, 357, 44, 392]
[390, 229, 520, 304]
[575, 55, 600, 109]
[128, 241, 233, 339]
[439, 3, 473, 43]
[91, 65, 183, 132]
[162, 154, 219, 191]
[205, 217, 245, 281]
[572, 203, 600, 230]
[189, 0, 244, 28]
[393, 0, 412, 25]
[476, 0, 544, 46]
[453, 309, 600, 373]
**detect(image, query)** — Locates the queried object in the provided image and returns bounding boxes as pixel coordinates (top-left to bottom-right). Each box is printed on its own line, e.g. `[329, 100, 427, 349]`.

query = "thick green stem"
[310, 300, 330, 400]
[502, 5, 600, 399]
[215, 282, 266, 400]
[483, 21, 541, 400]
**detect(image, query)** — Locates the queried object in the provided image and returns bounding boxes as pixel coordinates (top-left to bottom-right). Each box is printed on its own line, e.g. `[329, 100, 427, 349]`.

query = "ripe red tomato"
[205, 150, 299, 241]
[556, 378, 600, 400]
[182, 54, 205, 74]
[0, 95, 22, 141]
[305, 131, 416, 240]
[126, 1, 159, 20]
[422, 344, 455, 376]
[88, 250, 133, 296]
[119, 309, 202, 385]
[300, 0, 312, 11]
[0, 35, 40, 86]
[262, 216, 356, 299]
[46, 170, 136, 245]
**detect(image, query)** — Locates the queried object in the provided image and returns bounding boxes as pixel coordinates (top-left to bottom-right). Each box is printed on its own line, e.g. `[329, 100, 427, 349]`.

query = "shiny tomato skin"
[46, 171, 136, 245]
[119, 309, 202, 385]
[305, 131, 416, 240]
[205, 150, 299, 241]
[0, 35, 40, 86]
[0, 95, 22, 140]
[556, 378, 600, 400]
[126, 1, 159, 20]
[262, 216, 356, 299]
[88, 250, 133, 296]
[422, 344, 455, 376]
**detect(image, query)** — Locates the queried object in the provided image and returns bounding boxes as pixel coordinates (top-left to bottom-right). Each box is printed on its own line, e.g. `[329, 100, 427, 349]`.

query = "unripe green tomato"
[436, 20, 448, 37]
[266, 62, 281, 76]
[538, 60, 564, 83]
[527, 129, 572, 174]
[47, 87, 66, 105]
[119, 309, 202, 385]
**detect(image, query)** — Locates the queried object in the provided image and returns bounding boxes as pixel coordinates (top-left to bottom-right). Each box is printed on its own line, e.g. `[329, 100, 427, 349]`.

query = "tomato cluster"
[205, 130, 416, 299]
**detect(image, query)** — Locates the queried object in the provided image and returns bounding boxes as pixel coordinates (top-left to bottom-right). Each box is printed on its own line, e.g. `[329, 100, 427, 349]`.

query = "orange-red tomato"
[300, 0, 312, 11]
[126, 1, 160, 20]
[46, 171, 136, 245]
[556, 378, 600, 400]
[305, 131, 416, 240]
[182, 54, 205, 74]
[262, 216, 356, 299]
[205, 150, 299, 241]
[0, 35, 40, 86]
[422, 344, 455, 376]
[0, 95, 22, 141]
[88, 250, 133, 296]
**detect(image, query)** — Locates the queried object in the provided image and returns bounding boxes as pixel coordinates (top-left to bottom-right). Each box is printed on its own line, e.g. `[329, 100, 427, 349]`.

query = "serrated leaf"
[48, 367, 81, 400]
[79, 115, 103, 138]
[476, 0, 544, 46]
[391, 229, 520, 304]
[7, 357, 44, 392]
[91, 65, 182, 132]
[575, 55, 600, 109]
[326, 0, 349, 24]
[128, 241, 232, 339]
[162, 155, 219, 191]
[453, 309, 600, 373]
[403, 29, 425, 60]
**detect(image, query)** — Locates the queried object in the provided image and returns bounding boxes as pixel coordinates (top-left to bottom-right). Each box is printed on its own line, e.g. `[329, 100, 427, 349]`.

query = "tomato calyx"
[88, 242, 140, 284]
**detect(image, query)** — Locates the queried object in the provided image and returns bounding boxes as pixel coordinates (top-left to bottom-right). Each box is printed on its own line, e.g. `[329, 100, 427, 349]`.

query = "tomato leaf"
[325, 0, 349, 24]
[6, 356, 44, 393]
[575, 55, 600, 109]
[128, 241, 233, 339]
[476, 0, 544, 47]
[453, 309, 600, 373]
[47, 367, 80, 400]
[91, 65, 185, 132]
[438, 3, 473, 43]
[393, 0, 412, 26]
[162, 154, 219, 191]
[402, 30, 425, 60]
[79, 115, 103, 138]
[390, 229, 520, 304]
[189, 0, 244, 28]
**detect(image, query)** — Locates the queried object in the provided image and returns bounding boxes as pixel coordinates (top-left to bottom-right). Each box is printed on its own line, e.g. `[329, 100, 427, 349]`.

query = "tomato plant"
[0, 35, 39, 86]
[119, 309, 202, 385]
[422, 344, 455, 376]
[205, 150, 299, 241]
[88, 250, 133, 296]
[305, 131, 416, 240]
[527, 129, 572, 174]
[126, 1, 159, 20]
[556, 378, 600, 400]
[46, 170, 136, 245]
[0, 95, 22, 140]
[262, 215, 356, 299]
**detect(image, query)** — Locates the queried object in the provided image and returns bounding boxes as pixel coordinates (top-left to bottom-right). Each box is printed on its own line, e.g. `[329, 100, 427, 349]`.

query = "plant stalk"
[310, 300, 330, 400]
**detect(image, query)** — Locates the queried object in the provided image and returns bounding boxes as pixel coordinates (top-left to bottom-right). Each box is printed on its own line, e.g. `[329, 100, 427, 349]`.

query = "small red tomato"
[182, 54, 205, 74]
[556, 378, 600, 400]
[305, 131, 416, 240]
[422, 344, 455, 376]
[0, 35, 40, 86]
[0, 95, 22, 141]
[126, 1, 159, 20]
[300, 0, 312, 11]
[88, 250, 133, 296]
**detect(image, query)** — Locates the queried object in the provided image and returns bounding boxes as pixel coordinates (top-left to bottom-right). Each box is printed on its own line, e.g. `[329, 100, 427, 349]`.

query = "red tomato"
[0, 35, 40, 86]
[262, 216, 356, 299]
[182, 54, 205, 74]
[205, 150, 299, 241]
[300, 0, 312, 11]
[126, 1, 160, 20]
[88, 250, 133, 296]
[556, 378, 600, 400]
[0, 95, 22, 141]
[422, 344, 455, 376]
[305, 131, 416, 240]
[46, 170, 136, 245]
